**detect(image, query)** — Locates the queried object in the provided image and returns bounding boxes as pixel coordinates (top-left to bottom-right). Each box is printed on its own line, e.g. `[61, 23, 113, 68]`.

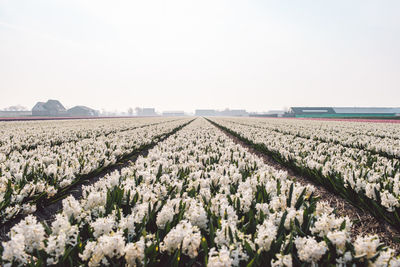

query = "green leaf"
[287, 183, 294, 207]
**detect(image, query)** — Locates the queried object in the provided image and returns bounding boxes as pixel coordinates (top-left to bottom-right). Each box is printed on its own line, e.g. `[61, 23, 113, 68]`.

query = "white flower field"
[209, 118, 400, 226]
[1, 117, 399, 266]
[0, 118, 190, 223]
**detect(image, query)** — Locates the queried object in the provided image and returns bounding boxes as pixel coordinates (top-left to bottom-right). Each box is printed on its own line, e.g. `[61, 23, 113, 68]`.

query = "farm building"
[195, 109, 249, 117]
[67, 106, 99, 117]
[162, 111, 185, 116]
[288, 107, 400, 118]
[136, 108, 157, 116]
[32, 100, 67, 116]
[32, 100, 98, 117]
[0, 111, 32, 117]
[195, 109, 218, 116]
[219, 109, 248, 117]
[250, 110, 286, 118]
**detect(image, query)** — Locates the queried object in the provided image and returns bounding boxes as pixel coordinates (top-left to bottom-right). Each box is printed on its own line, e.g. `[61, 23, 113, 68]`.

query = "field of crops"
[0, 118, 191, 223]
[1, 117, 399, 266]
[209, 118, 400, 228]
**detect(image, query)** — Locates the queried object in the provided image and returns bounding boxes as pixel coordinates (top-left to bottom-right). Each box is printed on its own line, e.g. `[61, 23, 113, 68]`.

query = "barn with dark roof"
[67, 106, 98, 117]
[32, 100, 67, 116]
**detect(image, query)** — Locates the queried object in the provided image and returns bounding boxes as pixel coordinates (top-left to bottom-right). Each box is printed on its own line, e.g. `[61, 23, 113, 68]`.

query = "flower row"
[210, 118, 400, 227]
[0, 118, 190, 223]
[0, 118, 179, 155]
[223, 117, 400, 158]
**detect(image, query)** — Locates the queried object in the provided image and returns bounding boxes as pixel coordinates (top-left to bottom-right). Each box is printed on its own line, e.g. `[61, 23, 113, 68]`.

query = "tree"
[2, 105, 28, 111]
[135, 107, 142, 116]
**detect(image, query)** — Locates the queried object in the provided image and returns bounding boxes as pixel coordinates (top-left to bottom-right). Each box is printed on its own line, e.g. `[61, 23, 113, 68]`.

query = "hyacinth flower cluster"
[210, 118, 400, 228]
[0, 118, 191, 223]
[1, 119, 398, 266]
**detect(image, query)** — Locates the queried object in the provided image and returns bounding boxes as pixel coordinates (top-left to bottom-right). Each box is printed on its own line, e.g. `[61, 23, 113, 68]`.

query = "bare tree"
[2, 105, 28, 111]
[135, 107, 142, 116]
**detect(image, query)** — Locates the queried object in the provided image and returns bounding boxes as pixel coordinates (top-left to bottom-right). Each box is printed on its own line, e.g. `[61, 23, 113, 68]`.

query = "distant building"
[267, 110, 286, 115]
[32, 100, 67, 116]
[67, 106, 99, 117]
[32, 100, 98, 117]
[195, 109, 218, 116]
[136, 108, 157, 116]
[288, 107, 400, 118]
[219, 109, 248, 117]
[162, 111, 185, 116]
[32, 102, 47, 116]
[195, 109, 248, 117]
[0, 111, 32, 117]
[250, 110, 285, 118]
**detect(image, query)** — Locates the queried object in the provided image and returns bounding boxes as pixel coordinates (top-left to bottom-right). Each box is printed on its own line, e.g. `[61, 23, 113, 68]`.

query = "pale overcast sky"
[1, 0, 399, 113]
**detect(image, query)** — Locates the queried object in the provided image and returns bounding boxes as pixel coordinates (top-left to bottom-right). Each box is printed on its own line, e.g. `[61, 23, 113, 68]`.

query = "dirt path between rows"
[0, 119, 194, 242]
[212, 121, 400, 252]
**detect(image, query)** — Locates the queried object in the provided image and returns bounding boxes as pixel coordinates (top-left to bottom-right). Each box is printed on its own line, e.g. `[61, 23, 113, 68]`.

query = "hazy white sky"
[1, 0, 399, 113]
